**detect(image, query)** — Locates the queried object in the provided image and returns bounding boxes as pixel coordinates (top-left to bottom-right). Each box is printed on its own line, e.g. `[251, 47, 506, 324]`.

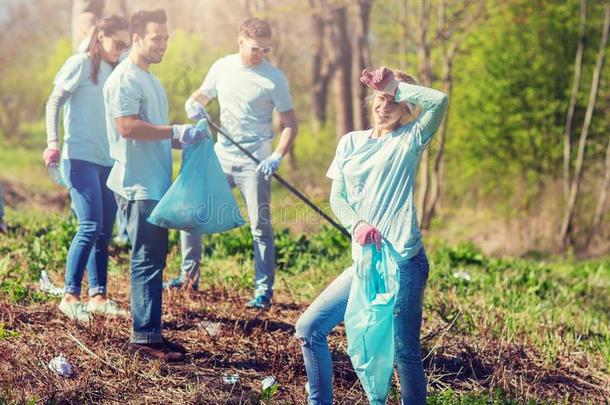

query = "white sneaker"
[59, 299, 92, 322]
[86, 299, 128, 317]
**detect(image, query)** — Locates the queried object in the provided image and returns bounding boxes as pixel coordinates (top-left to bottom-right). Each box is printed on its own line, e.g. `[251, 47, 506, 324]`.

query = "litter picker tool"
[204, 118, 351, 239]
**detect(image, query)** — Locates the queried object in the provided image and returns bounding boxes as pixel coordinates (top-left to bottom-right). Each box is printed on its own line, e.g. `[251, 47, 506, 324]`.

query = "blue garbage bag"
[148, 138, 245, 233]
[344, 242, 399, 405]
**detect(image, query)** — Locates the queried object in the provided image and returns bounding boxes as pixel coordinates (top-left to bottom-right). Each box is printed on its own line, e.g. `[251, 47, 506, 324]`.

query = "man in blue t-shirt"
[173, 18, 298, 309]
[103, 9, 207, 361]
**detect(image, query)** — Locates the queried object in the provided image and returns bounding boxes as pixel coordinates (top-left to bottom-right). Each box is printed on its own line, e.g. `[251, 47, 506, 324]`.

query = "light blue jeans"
[115, 195, 168, 344]
[295, 248, 430, 405]
[115, 209, 130, 244]
[179, 158, 275, 297]
[62, 159, 117, 296]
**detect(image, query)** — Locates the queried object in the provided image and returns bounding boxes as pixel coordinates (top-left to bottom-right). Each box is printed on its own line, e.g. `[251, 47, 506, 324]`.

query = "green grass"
[1, 209, 608, 402]
[2, 209, 608, 367]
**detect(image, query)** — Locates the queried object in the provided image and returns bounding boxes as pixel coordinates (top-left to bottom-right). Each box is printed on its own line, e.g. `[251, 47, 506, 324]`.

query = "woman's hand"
[353, 221, 382, 251]
[42, 148, 60, 167]
[360, 67, 399, 96]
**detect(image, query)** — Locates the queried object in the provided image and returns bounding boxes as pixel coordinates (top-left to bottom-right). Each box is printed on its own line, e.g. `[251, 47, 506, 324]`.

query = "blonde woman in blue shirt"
[43, 15, 129, 322]
[295, 67, 448, 405]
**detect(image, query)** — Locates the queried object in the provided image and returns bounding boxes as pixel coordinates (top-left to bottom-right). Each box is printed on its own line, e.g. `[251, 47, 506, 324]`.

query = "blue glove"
[256, 152, 283, 178]
[185, 97, 207, 120]
[172, 123, 207, 145]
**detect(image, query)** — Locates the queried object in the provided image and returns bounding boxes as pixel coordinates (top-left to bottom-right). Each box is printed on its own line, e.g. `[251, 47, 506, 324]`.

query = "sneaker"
[86, 299, 128, 317]
[59, 298, 92, 322]
[0, 220, 7, 233]
[163, 277, 198, 291]
[245, 295, 272, 309]
[128, 341, 185, 362]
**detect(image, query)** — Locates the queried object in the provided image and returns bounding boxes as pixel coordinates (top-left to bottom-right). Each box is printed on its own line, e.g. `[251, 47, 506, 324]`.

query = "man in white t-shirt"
[171, 18, 298, 309]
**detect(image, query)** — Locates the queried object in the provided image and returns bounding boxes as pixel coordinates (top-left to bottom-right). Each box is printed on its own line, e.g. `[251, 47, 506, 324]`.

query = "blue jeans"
[295, 248, 430, 405]
[179, 158, 275, 297]
[62, 159, 117, 296]
[115, 195, 168, 344]
[115, 209, 130, 244]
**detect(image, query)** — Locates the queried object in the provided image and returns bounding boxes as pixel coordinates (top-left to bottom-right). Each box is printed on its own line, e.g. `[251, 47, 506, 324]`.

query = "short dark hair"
[130, 9, 167, 38]
[239, 18, 271, 39]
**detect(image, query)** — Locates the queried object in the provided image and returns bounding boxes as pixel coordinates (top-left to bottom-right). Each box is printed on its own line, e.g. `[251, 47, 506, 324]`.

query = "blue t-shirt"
[327, 82, 448, 262]
[54, 53, 114, 166]
[199, 54, 294, 162]
[103, 58, 171, 201]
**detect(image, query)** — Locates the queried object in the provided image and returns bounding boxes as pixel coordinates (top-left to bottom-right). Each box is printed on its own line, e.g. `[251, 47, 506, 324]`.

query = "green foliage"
[445, 0, 610, 213]
[0, 322, 19, 340]
[0, 395, 40, 405]
[202, 224, 350, 274]
[0, 212, 75, 304]
[150, 30, 225, 125]
[427, 242, 610, 367]
[428, 389, 545, 404]
[0, 38, 72, 141]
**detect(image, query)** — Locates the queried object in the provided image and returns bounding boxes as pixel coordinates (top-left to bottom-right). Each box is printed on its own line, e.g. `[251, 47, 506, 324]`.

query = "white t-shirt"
[199, 54, 294, 163]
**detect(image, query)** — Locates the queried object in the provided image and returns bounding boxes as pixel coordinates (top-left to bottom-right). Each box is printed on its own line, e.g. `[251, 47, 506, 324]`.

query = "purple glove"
[172, 124, 207, 145]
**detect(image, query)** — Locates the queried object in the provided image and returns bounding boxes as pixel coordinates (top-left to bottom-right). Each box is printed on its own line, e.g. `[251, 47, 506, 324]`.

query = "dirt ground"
[1, 274, 608, 404]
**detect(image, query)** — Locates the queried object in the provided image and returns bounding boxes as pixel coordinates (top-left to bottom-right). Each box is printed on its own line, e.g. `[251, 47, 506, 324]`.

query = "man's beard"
[142, 50, 163, 64]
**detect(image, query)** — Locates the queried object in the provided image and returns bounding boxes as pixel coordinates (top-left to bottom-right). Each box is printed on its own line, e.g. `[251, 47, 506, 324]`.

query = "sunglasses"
[249, 46, 272, 54]
[111, 37, 130, 51]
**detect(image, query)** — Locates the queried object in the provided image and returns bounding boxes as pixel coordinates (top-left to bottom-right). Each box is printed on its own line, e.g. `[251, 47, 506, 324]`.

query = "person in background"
[43, 15, 130, 322]
[104, 9, 208, 362]
[294, 67, 448, 405]
[171, 18, 298, 310]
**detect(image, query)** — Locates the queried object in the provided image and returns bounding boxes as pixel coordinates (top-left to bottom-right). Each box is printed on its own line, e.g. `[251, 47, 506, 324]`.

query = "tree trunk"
[426, 57, 451, 226]
[398, 0, 408, 71]
[585, 134, 610, 247]
[329, 4, 354, 139]
[310, 1, 332, 128]
[352, 0, 373, 130]
[563, 0, 587, 202]
[416, 0, 432, 227]
[104, 0, 128, 17]
[560, 4, 610, 248]
[71, 0, 104, 52]
[423, 0, 447, 227]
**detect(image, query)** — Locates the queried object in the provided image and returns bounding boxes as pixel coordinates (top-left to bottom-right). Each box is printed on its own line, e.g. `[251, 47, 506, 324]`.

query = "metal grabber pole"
[205, 118, 351, 239]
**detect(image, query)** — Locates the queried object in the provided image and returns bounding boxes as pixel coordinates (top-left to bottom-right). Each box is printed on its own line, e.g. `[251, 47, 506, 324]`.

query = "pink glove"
[354, 221, 382, 251]
[360, 67, 397, 95]
[43, 148, 60, 167]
